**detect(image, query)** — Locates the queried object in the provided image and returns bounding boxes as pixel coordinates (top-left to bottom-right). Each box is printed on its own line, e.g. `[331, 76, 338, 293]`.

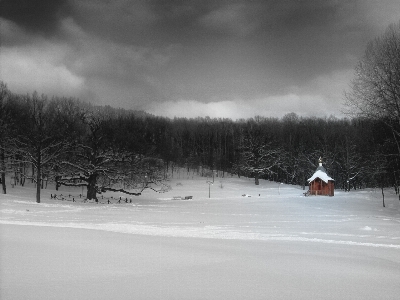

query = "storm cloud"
[0, 0, 70, 35]
[1, 0, 399, 119]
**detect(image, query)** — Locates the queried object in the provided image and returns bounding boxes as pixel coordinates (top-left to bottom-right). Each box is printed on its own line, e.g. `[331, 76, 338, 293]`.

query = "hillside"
[1, 174, 400, 299]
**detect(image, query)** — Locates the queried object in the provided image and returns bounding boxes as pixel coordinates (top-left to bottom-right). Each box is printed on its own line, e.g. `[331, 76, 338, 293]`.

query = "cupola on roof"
[315, 157, 326, 173]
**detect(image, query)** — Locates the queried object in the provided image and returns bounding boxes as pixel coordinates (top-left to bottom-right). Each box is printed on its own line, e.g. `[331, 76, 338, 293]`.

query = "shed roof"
[307, 170, 334, 183]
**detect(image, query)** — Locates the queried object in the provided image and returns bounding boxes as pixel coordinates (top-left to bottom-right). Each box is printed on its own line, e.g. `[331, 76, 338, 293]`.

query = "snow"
[1, 176, 400, 300]
[307, 170, 334, 183]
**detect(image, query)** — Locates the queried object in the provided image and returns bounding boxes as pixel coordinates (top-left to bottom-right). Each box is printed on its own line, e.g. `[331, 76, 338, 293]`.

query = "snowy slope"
[1, 175, 400, 300]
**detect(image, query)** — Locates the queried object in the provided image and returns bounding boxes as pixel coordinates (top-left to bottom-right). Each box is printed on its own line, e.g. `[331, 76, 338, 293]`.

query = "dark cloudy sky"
[1, 0, 399, 119]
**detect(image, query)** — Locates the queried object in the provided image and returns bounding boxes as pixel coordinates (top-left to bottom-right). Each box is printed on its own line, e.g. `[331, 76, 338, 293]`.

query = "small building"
[307, 158, 334, 196]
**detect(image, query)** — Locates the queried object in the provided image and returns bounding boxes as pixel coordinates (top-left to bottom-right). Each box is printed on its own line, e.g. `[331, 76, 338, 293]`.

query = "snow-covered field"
[1, 175, 400, 300]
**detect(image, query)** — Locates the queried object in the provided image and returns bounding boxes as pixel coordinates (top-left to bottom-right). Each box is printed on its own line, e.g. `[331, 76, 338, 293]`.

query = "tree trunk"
[36, 163, 41, 203]
[32, 164, 35, 183]
[1, 171, 5, 194]
[255, 173, 259, 185]
[19, 164, 24, 186]
[20, 172, 25, 186]
[1, 148, 6, 194]
[14, 170, 18, 187]
[86, 174, 98, 201]
[55, 176, 60, 191]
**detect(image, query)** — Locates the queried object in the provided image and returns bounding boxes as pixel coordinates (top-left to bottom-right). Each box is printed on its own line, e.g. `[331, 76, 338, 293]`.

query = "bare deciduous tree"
[344, 21, 400, 155]
[12, 93, 71, 203]
[57, 106, 170, 200]
[237, 120, 284, 185]
[0, 82, 12, 194]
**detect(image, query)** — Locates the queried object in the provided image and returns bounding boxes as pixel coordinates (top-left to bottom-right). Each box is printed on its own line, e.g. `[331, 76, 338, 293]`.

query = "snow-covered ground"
[1, 175, 400, 299]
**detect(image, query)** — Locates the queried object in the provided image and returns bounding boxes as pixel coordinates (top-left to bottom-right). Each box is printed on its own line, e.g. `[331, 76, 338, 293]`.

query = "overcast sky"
[1, 0, 399, 120]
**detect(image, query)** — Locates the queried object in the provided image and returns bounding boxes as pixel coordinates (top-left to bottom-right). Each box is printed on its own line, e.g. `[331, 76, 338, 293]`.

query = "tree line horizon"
[1, 82, 398, 202]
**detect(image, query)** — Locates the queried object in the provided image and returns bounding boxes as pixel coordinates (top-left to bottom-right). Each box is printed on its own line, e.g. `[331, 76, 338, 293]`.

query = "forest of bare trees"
[1, 81, 399, 202]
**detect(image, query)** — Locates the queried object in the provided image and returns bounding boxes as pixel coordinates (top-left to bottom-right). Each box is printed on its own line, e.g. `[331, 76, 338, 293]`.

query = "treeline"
[164, 112, 399, 192]
[1, 82, 399, 202]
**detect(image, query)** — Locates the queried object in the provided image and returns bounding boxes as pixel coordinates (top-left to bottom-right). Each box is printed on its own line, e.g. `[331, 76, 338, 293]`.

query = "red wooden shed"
[307, 158, 334, 196]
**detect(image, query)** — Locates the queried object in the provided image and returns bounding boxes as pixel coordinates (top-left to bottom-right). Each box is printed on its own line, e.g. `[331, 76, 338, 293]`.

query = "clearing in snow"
[1, 175, 400, 300]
